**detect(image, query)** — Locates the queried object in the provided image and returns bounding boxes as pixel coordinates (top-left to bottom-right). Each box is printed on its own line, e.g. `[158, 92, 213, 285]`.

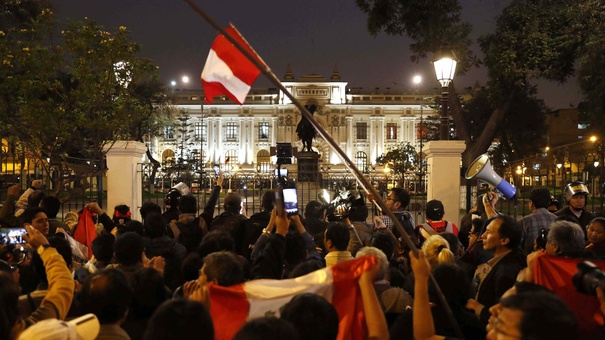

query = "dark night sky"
[53, 0, 581, 109]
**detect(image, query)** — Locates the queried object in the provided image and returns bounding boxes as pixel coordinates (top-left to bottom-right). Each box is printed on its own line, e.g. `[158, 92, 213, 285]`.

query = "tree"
[0, 7, 173, 199]
[356, 0, 602, 167]
[375, 142, 418, 175]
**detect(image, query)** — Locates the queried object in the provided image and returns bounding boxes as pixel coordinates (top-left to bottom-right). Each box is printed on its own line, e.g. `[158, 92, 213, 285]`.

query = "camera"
[319, 189, 363, 221]
[276, 143, 292, 165]
[572, 261, 605, 296]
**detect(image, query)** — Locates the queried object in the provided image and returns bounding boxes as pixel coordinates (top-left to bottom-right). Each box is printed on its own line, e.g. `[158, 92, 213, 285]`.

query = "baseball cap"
[425, 200, 445, 220]
[18, 314, 100, 340]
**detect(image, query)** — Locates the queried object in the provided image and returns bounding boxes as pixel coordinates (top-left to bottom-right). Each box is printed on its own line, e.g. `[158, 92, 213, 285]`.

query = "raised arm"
[201, 173, 224, 227]
[410, 249, 445, 340]
[23, 224, 75, 324]
[359, 255, 389, 340]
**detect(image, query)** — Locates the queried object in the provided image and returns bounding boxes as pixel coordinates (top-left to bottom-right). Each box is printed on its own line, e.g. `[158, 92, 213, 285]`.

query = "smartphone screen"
[213, 165, 220, 177]
[282, 188, 298, 216]
[0, 228, 26, 244]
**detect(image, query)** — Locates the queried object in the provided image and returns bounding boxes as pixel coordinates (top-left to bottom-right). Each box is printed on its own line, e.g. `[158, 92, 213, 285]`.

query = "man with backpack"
[209, 192, 247, 256]
[415, 199, 459, 244]
[371, 188, 418, 248]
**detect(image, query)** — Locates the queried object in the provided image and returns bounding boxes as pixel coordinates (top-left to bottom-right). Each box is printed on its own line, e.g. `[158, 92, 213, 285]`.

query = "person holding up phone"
[1, 224, 75, 339]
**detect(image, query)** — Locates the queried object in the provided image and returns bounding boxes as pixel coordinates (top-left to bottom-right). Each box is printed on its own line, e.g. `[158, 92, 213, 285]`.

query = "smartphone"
[212, 164, 220, 178]
[0, 228, 27, 245]
[282, 188, 298, 216]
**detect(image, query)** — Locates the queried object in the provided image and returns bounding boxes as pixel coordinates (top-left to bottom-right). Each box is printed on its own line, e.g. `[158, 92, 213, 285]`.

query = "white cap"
[19, 314, 100, 340]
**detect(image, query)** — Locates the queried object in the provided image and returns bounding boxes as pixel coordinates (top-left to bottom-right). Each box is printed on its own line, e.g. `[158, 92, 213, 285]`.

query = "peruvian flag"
[201, 26, 264, 105]
[208, 256, 376, 340]
[534, 254, 605, 339]
[73, 208, 97, 259]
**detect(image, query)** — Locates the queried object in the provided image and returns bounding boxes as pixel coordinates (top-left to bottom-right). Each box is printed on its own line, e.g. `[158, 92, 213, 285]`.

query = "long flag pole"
[183, 1, 463, 338]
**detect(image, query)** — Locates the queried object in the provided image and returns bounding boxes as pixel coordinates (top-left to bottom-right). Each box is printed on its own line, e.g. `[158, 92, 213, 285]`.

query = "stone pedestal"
[423, 141, 466, 223]
[104, 141, 147, 221]
[296, 151, 320, 182]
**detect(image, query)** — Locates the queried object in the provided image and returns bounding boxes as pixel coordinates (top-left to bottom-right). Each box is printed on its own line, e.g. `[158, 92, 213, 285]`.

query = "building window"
[194, 121, 207, 141]
[258, 122, 269, 140]
[355, 151, 368, 172]
[164, 126, 174, 139]
[386, 123, 397, 140]
[257, 149, 271, 173]
[356, 122, 368, 140]
[225, 122, 238, 141]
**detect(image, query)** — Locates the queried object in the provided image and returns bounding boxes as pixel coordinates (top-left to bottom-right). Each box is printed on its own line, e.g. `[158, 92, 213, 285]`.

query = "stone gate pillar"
[104, 141, 147, 221]
[423, 140, 466, 223]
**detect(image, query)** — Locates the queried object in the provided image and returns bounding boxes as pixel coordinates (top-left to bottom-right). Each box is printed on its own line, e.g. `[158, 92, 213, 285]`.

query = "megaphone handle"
[483, 191, 499, 218]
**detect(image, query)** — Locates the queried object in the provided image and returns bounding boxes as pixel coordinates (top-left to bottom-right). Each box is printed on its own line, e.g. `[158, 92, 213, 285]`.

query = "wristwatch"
[262, 228, 271, 236]
[37, 243, 51, 255]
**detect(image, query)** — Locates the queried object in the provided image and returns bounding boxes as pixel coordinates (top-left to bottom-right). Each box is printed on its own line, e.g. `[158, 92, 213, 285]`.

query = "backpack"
[169, 217, 203, 253]
[394, 211, 419, 248]
[210, 212, 247, 255]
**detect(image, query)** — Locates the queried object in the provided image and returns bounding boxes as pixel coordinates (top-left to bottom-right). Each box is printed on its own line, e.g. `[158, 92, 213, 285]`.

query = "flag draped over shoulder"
[534, 254, 605, 339]
[208, 256, 377, 340]
[201, 26, 263, 105]
[73, 209, 97, 259]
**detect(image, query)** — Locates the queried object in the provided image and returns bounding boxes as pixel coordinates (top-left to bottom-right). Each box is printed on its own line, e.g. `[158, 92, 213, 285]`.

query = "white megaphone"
[465, 154, 516, 200]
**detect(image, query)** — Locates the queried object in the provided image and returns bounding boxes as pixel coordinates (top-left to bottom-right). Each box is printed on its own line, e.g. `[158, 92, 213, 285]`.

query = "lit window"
[194, 121, 207, 141]
[225, 122, 238, 141]
[386, 123, 397, 140]
[164, 126, 174, 139]
[258, 122, 269, 140]
[355, 151, 368, 171]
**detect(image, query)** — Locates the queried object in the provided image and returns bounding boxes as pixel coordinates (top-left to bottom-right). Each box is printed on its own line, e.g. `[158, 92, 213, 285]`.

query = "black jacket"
[476, 248, 526, 324]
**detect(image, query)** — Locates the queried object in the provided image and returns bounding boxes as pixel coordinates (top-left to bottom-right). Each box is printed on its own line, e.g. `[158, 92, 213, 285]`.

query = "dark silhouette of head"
[40, 196, 61, 219]
[233, 317, 300, 340]
[178, 195, 197, 214]
[140, 201, 162, 221]
[529, 188, 552, 209]
[144, 212, 166, 239]
[114, 232, 144, 266]
[280, 293, 339, 340]
[324, 222, 350, 251]
[143, 299, 214, 340]
[80, 268, 133, 324]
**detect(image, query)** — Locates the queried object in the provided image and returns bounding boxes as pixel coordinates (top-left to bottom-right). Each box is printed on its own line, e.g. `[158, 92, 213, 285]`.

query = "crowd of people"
[1, 175, 605, 339]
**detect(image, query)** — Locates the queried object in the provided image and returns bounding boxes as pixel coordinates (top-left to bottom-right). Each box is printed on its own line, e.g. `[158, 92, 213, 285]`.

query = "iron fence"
[138, 163, 429, 223]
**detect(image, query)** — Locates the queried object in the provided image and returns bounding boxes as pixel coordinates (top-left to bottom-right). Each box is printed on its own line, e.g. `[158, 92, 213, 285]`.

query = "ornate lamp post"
[413, 74, 425, 193]
[432, 49, 458, 140]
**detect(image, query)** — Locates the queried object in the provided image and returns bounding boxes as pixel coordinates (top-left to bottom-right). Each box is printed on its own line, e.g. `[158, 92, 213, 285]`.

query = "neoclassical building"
[147, 68, 439, 176]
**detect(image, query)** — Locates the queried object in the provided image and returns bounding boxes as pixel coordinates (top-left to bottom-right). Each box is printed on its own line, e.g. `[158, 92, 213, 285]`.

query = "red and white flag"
[208, 256, 377, 340]
[201, 26, 263, 105]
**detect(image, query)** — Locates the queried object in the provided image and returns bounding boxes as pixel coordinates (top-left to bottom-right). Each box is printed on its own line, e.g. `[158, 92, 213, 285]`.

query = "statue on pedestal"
[296, 104, 317, 152]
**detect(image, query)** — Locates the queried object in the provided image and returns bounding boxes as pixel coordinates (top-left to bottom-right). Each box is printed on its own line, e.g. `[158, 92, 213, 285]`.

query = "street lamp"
[432, 49, 458, 140]
[412, 74, 425, 193]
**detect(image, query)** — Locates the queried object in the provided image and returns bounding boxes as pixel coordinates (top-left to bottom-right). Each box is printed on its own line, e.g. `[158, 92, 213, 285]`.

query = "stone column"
[104, 141, 147, 221]
[423, 140, 466, 223]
